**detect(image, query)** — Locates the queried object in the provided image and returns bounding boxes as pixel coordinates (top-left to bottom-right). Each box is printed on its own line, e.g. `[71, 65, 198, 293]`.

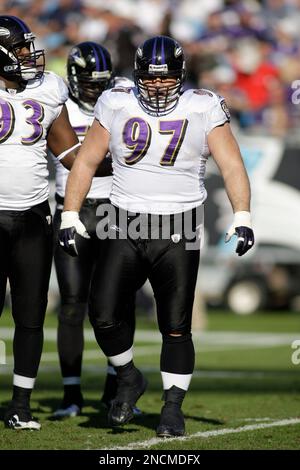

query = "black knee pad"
[58, 302, 86, 327]
[161, 332, 195, 375]
[89, 319, 133, 358]
[163, 332, 192, 344]
[88, 309, 116, 330]
[14, 323, 43, 332]
[159, 319, 192, 337]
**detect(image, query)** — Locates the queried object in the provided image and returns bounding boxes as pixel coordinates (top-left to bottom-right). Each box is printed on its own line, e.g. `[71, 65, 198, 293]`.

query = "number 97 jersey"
[94, 87, 229, 215]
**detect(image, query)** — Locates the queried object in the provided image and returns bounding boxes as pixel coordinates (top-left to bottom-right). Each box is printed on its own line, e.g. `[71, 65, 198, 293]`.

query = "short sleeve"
[49, 73, 69, 120]
[206, 95, 230, 135]
[94, 91, 115, 132]
[57, 76, 69, 105]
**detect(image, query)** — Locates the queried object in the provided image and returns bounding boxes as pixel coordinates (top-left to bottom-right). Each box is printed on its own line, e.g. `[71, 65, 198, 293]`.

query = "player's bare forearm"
[63, 158, 95, 211]
[221, 160, 250, 212]
[208, 123, 251, 212]
[47, 104, 79, 166]
[63, 119, 110, 212]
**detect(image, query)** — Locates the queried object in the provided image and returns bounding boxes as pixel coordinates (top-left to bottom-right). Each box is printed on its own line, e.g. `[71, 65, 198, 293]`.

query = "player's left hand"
[59, 211, 90, 257]
[225, 211, 254, 256]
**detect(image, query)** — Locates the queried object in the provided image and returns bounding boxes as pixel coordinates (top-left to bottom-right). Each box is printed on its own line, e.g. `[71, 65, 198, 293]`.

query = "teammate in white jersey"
[59, 36, 255, 437]
[0, 15, 80, 430]
[52, 41, 136, 418]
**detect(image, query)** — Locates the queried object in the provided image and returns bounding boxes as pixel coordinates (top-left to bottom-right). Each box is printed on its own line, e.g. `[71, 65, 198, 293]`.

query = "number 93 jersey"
[0, 72, 69, 210]
[94, 87, 229, 215]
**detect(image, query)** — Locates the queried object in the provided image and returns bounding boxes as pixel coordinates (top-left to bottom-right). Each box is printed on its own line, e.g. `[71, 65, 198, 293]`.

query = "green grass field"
[0, 309, 300, 450]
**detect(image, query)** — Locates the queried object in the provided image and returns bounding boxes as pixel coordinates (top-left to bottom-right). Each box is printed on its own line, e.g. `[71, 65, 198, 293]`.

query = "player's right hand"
[59, 211, 90, 257]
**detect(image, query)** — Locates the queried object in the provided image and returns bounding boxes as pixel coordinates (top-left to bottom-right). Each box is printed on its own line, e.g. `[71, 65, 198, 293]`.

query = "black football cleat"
[100, 372, 118, 409]
[156, 403, 185, 437]
[4, 407, 41, 430]
[100, 372, 143, 416]
[108, 366, 147, 427]
[156, 386, 186, 438]
[52, 389, 83, 419]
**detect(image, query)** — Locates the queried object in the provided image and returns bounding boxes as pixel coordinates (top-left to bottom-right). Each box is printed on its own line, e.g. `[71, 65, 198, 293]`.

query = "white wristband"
[233, 211, 252, 228]
[57, 143, 81, 161]
[225, 211, 252, 243]
[61, 211, 79, 228]
[60, 211, 90, 239]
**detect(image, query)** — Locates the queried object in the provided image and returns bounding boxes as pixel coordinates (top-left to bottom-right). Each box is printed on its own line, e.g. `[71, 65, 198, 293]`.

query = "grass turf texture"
[0, 309, 299, 450]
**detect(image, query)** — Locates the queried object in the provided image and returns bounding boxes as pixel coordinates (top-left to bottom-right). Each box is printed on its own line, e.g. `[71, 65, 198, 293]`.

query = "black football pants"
[89, 206, 200, 358]
[0, 200, 53, 379]
[53, 198, 135, 378]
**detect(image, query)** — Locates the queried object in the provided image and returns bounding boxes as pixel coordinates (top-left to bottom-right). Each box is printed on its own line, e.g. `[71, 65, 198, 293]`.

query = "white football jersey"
[94, 87, 229, 214]
[0, 71, 68, 210]
[53, 76, 134, 200]
[52, 97, 113, 199]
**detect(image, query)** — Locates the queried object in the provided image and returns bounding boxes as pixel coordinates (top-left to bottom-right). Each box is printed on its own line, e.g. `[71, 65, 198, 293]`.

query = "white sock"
[108, 347, 133, 367]
[63, 376, 81, 386]
[13, 374, 35, 389]
[161, 371, 192, 391]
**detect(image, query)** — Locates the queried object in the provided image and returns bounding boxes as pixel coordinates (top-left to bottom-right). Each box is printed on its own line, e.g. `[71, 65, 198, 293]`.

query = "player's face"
[15, 44, 30, 55]
[14, 44, 33, 65]
[141, 76, 177, 97]
[12, 41, 44, 82]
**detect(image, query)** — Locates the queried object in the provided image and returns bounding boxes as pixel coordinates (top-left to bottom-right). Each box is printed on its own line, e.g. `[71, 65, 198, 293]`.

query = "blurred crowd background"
[2, 0, 300, 137]
[2, 0, 300, 314]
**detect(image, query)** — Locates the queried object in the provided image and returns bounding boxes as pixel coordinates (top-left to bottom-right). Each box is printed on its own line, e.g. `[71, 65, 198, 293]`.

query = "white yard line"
[1, 328, 298, 374]
[1, 327, 298, 346]
[103, 418, 300, 450]
[242, 418, 274, 422]
[2, 345, 161, 366]
[1, 338, 293, 368]
[1, 363, 293, 379]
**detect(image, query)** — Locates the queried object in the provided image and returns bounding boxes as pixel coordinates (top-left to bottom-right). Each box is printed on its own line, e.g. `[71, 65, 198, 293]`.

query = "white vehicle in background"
[198, 134, 300, 314]
[199, 245, 300, 314]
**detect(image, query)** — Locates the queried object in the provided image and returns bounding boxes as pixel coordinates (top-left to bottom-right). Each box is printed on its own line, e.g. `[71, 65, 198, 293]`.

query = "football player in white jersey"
[52, 41, 136, 418]
[59, 36, 254, 437]
[0, 15, 81, 430]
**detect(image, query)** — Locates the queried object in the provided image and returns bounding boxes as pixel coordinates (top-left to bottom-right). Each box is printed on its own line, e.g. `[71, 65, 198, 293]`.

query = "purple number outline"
[159, 119, 188, 166]
[21, 99, 45, 145]
[73, 125, 89, 137]
[123, 117, 152, 165]
[122, 117, 188, 167]
[0, 99, 15, 144]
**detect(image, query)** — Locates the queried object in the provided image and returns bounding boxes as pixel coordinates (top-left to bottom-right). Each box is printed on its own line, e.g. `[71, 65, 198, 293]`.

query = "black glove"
[233, 226, 255, 256]
[59, 211, 90, 257]
[225, 212, 255, 256]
